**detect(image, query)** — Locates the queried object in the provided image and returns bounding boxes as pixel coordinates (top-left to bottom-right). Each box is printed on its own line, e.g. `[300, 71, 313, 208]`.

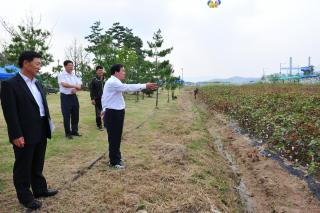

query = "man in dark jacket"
[1, 51, 58, 210]
[90, 65, 105, 130]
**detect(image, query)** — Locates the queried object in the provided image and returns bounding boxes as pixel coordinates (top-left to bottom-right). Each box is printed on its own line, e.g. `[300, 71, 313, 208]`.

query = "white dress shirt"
[19, 72, 45, 117]
[101, 75, 146, 110]
[58, 70, 82, 94]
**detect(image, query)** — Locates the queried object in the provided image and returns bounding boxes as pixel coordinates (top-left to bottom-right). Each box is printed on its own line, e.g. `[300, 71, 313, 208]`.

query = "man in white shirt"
[101, 64, 157, 169]
[58, 60, 82, 139]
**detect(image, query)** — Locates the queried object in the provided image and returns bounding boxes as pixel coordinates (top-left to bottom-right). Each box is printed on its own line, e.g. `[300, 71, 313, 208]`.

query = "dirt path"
[2, 90, 319, 212]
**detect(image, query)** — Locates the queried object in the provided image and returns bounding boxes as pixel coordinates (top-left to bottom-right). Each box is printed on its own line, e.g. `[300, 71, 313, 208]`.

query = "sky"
[1, 0, 320, 82]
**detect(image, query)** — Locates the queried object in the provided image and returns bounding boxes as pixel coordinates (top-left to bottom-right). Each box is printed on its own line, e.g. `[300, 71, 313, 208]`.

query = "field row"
[199, 84, 320, 174]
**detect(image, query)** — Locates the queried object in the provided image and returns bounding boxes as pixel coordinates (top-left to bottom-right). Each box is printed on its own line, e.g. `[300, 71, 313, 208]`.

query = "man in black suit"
[1, 51, 58, 210]
[89, 65, 105, 130]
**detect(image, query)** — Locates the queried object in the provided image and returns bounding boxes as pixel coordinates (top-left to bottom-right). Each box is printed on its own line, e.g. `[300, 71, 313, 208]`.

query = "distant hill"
[198, 76, 261, 85]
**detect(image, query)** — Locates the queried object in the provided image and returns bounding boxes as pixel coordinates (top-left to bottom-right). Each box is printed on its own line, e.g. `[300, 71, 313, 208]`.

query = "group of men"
[0, 51, 157, 210]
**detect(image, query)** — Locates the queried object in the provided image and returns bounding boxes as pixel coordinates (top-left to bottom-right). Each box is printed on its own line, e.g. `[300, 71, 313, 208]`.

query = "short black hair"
[63, 60, 73, 66]
[96, 65, 103, 71]
[110, 64, 124, 75]
[18, 51, 42, 68]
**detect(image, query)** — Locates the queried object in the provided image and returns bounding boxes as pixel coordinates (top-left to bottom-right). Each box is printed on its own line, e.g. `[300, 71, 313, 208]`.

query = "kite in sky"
[207, 0, 221, 8]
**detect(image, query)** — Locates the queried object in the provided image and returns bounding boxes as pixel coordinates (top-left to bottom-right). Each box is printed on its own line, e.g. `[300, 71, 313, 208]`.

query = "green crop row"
[199, 84, 320, 175]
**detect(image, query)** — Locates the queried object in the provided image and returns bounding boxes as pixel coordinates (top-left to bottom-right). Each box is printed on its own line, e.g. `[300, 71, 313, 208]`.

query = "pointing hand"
[146, 83, 158, 91]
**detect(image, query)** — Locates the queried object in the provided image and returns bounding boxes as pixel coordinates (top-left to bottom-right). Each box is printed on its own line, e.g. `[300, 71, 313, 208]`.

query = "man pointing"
[101, 64, 157, 169]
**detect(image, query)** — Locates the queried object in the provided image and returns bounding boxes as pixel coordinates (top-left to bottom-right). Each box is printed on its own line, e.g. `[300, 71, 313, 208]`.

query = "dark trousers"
[60, 93, 79, 135]
[94, 98, 103, 128]
[104, 109, 125, 165]
[13, 118, 48, 205]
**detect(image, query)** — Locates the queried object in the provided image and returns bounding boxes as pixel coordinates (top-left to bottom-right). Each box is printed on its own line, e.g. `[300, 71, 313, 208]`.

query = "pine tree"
[146, 29, 173, 108]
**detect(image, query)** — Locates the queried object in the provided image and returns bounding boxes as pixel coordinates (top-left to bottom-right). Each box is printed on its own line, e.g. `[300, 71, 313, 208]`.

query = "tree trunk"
[155, 55, 159, 108]
[155, 88, 159, 108]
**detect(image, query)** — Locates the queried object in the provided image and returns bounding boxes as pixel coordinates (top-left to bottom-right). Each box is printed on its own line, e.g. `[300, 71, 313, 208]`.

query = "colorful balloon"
[207, 0, 221, 8]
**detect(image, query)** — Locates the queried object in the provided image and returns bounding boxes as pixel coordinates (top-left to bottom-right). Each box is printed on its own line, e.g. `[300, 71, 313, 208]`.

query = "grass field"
[0, 91, 107, 208]
[0, 90, 244, 212]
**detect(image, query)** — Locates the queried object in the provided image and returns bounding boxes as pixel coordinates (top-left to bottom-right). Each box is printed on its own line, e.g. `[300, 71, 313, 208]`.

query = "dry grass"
[0, 90, 243, 212]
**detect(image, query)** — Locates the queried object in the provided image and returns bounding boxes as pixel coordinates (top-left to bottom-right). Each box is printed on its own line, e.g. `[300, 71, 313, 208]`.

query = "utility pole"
[181, 67, 184, 85]
[289, 57, 293, 75]
[280, 63, 282, 74]
[308, 56, 311, 67]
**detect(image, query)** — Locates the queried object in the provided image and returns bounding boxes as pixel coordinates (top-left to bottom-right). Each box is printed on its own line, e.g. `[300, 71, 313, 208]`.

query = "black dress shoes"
[66, 134, 73, 139]
[23, 199, 42, 210]
[34, 189, 59, 198]
[71, 132, 82, 137]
